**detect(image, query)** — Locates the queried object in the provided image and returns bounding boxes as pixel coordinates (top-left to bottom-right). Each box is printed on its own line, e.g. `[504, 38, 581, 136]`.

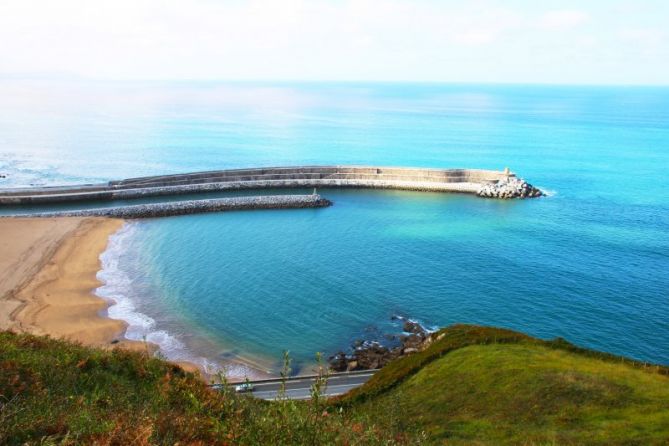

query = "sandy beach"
[0, 216, 272, 379]
[0, 217, 152, 353]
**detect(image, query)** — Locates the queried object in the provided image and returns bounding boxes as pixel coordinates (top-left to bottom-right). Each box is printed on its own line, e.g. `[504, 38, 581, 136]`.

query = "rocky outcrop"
[328, 318, 432, 372]
[2, 194, 332, 219]
[477, 176, 543, 199]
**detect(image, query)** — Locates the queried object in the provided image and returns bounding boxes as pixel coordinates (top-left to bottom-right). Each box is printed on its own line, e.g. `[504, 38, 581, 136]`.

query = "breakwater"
[2, 195, 332, 219]
[0, 166, 542, 205]
[477, 176, 543, 199]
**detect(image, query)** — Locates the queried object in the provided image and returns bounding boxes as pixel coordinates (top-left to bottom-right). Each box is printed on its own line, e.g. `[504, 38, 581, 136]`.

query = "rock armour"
[2, 194, 332, 219]
[477, 177, 543, 199]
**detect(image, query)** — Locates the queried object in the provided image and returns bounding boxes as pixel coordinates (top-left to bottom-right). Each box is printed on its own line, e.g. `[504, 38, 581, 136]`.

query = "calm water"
[1, 81, 668, 375]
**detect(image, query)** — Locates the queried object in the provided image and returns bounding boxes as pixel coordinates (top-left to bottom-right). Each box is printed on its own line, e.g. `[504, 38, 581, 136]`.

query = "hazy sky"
[0, 0, 667, 84]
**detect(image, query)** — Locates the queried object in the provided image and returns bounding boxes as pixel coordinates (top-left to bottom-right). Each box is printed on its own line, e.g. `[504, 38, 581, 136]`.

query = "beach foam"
[95, 222, 259, 377]
[537, 187, 557, 197]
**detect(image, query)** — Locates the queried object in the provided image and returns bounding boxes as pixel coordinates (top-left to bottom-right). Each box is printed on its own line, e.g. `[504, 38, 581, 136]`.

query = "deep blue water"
[1, 81, 668, 376]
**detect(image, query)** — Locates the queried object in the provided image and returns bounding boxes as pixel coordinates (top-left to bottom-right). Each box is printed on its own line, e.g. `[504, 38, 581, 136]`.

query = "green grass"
[0, 331, 414, 445]
[2, 325, 668, 445]
[342, 325, 669, 445]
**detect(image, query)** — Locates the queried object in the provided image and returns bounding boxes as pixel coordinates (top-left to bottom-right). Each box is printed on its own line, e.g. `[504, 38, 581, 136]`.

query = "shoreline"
[95, 221, 276, 381]
[0, 216, 272, 381]
[0, 217, 205, 371]
[0, 217, 147, 351]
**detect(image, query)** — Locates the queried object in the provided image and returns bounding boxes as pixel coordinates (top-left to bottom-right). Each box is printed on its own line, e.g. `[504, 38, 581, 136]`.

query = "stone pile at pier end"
[477, 176, 543, 199]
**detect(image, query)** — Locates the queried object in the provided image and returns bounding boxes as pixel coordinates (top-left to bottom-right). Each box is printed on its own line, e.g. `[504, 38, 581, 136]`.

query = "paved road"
[217, 370, 377, 400]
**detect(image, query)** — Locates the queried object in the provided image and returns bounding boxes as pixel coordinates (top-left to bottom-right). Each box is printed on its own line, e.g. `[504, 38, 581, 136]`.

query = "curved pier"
[0, 166, 540, 205]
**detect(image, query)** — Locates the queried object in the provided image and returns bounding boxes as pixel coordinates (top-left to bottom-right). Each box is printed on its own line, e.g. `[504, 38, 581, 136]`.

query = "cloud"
[618, 28, 667, 57]
[454, 30, 497, 45]
[0, 0, 523, 78]
[619, 28, 666, 46]
[0, 0, 666, 84]
[538, 10, 589, 29]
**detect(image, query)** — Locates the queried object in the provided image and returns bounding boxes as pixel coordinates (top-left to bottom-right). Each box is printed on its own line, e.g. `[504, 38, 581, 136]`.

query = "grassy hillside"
[0, 331, 411, 445]
[339, 325, 669, 445]
[2, 325, 668, 445]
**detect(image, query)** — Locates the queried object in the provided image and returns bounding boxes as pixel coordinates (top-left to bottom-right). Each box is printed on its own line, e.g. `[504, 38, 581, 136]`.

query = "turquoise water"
[1, 81, 668, 375]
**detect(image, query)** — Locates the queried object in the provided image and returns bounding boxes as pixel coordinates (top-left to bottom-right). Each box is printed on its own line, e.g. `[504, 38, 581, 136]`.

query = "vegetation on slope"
[339, 325, 669, 445]
[0, 331, 414, 445]
[2, 325, 668, 445]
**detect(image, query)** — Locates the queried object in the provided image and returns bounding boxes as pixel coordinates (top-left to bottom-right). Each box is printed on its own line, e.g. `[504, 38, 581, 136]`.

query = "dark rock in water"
[403, 320, 425, 335]
[329, 343, 402, 371]
[354, 344, 400, 370]
[328, 352, 349, 372]
[401, 333, 425, 350]
[329, 317, 433, 372]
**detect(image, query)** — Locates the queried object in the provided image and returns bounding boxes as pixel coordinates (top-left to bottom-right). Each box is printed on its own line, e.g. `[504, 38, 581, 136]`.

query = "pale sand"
[0, 217, 257, 380]
[0, 217, 149, 353]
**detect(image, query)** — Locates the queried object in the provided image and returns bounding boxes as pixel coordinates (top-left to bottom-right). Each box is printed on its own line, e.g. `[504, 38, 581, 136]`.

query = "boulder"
[477, 176, 543, 200]
[328, 352, 348, 372]
[403, 320, 425, 335]
[329, 318, 434, 372]
[401, 334, 424, 349]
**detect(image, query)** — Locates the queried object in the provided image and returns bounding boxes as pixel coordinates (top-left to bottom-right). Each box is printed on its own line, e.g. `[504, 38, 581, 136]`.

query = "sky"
[0, 0, 667, 85]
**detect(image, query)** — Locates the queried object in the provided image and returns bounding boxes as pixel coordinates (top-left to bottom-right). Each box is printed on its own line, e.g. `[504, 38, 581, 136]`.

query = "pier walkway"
[0, 166, 513, 205]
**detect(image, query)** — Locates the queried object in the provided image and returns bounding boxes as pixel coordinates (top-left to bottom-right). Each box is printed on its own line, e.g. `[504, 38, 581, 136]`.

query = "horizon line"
[1, 75, 668, 89]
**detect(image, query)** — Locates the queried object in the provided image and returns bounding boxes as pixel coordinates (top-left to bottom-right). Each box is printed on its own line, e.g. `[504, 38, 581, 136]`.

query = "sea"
[1, 80, 667, 377]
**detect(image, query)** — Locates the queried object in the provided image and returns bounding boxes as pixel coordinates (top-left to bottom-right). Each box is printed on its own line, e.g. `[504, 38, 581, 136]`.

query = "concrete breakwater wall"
[2, 195, 332, 219]
[0, 166, 542, 205]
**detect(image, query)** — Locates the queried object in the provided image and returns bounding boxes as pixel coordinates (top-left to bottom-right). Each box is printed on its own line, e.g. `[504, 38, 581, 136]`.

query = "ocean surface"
[1, 80, 668, 376]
